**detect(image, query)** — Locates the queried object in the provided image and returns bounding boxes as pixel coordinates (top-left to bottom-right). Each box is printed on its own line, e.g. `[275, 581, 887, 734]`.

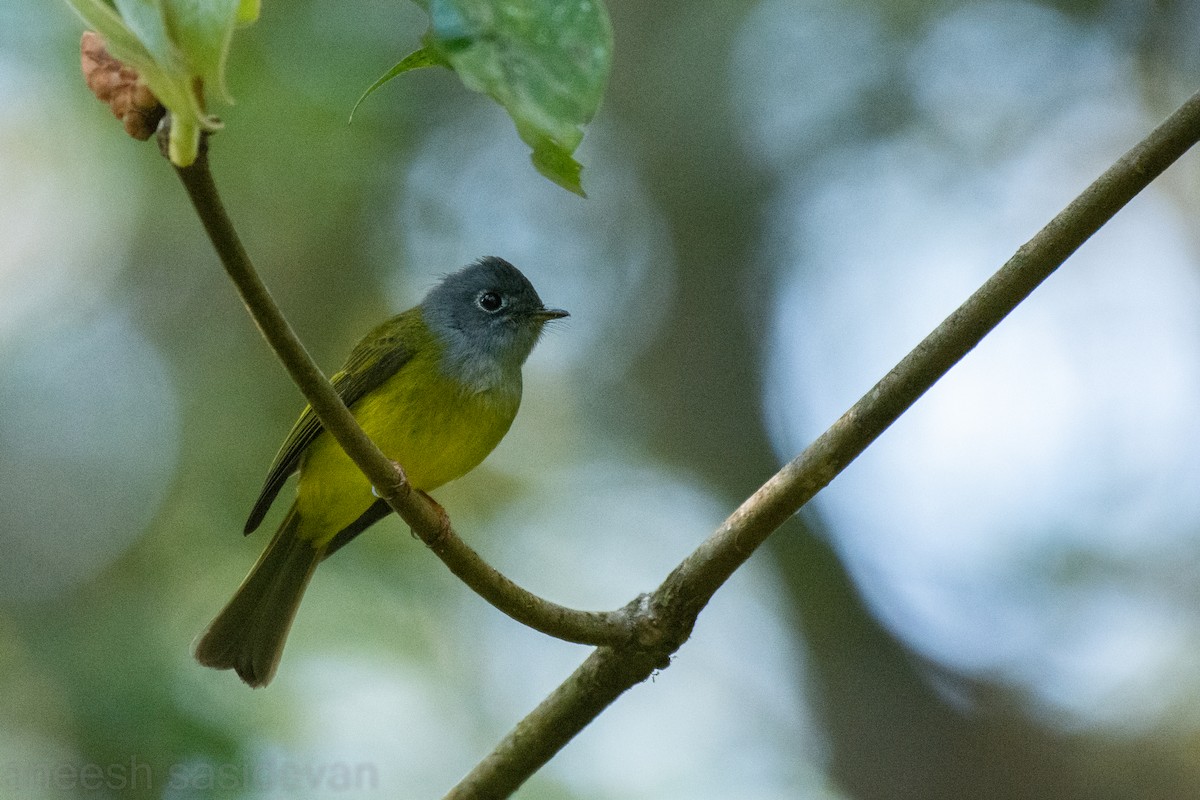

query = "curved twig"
[172, 141, 633, 648]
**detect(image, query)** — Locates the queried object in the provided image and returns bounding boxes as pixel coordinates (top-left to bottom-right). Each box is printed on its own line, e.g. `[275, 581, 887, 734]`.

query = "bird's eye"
[476, 291, 505, 313]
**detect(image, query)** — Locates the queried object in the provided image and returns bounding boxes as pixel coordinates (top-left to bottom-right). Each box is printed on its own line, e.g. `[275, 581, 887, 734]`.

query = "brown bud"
[80, 31, 166, 141]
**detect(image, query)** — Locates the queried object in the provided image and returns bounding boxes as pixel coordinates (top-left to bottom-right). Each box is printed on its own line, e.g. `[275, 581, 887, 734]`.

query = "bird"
[194, 256, 567, 687]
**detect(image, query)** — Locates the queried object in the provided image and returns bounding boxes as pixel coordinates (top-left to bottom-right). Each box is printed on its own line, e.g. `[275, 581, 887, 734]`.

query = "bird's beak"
[533, 307, 569, 322]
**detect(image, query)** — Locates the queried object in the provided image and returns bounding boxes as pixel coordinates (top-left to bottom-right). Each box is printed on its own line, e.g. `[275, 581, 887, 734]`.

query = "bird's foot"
[371, 461, 409, 499]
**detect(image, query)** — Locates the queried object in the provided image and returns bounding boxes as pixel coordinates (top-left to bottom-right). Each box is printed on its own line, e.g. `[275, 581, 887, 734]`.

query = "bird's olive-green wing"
[243, 312, 421, 534]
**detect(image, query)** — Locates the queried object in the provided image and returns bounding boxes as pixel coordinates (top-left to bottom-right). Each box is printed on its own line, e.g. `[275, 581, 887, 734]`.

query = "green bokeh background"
[4, 1, 1200, 798]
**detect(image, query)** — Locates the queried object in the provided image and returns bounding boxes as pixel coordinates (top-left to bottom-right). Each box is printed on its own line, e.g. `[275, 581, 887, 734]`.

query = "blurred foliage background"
[4, 0, 1200, 798]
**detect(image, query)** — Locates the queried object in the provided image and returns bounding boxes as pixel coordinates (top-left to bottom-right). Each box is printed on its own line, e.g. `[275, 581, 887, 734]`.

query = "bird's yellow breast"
[294, 348, 521, 545]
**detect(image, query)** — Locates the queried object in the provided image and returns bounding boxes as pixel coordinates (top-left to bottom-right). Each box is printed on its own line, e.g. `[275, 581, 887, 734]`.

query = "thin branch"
[445, 646, 663, 800]
[447, 88, 1200, 797]
[171, 140, 632, 648]
[654, 86, 1200, 622]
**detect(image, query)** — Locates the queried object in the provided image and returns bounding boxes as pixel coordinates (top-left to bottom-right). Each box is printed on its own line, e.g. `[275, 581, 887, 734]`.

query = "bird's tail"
[194, 505, 323, 687]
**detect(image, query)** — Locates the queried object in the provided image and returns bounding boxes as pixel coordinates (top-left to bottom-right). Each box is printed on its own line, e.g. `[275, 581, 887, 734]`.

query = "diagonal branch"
[653, 87, 1200, 622]
[171, 140, 633, 648]
[446, 88, 1200, 798]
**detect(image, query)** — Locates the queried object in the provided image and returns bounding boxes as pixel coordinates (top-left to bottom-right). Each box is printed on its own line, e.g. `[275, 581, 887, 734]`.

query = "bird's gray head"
[421, 257, 568, 387]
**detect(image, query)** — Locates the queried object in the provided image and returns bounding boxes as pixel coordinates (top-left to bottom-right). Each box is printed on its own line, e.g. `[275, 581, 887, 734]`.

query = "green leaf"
[349, 47, 443, 124]
[523, 123, 584, 196]
[418, 0, 613, 195]
[160, 0, 242, 100]
[235, 0, 259, 24]
[66, 0, 250, 166]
